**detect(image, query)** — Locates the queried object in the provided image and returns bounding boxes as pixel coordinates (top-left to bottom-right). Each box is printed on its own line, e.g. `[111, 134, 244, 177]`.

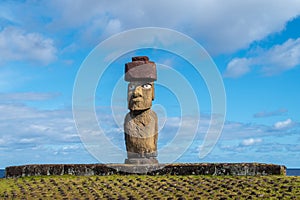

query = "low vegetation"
[0, 175, 299, 199]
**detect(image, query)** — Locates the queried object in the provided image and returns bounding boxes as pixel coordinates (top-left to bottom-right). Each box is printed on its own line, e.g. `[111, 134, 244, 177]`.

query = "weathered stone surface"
[125, 157, 158, 165]
[5, 163, 286, 178]
[127, 82, 154, 110]
[132, 56, 149, 62]
[124, 109, 158, 158]
[124, 56, 158, 164]
[125, 61, 147, 69]
[125, 62, 157, 81]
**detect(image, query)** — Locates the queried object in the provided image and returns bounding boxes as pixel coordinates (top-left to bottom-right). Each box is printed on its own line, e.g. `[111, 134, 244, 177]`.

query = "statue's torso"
[124, 109, 158, 155]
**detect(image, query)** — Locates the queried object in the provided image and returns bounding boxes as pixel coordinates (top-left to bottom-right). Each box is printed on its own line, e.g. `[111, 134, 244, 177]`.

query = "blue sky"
[1, 0, 300, 168]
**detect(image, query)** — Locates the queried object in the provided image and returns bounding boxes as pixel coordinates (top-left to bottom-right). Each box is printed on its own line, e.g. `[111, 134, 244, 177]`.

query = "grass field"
[0, 175, 299, 199]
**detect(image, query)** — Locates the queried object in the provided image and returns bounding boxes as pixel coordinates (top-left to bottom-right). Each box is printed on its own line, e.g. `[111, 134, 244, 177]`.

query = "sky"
[0, 0, 300, 169]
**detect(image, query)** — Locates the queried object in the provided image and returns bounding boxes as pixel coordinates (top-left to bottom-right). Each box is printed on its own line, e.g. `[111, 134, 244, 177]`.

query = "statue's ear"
[152, 82, 155, 100]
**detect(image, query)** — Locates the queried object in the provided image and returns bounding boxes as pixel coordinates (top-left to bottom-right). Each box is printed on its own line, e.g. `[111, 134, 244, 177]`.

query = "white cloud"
[46, 0, 107, 28]
[0, 104, 76, 143]
[224, 37, 300, 77]
[262, 38, 300, 75]
[223, 58, 252, 78]
[274, 118, 293, 129]
[104, 19, 122, 36]
[0, 102, 126, 167]
[241, 138, 262, 146]
[12, 0, 299, 55]
[0, 101, 299, 168]
[220, 121, 267, 140]
[0, 27, 57, 65]
[220, 118, 300, 141]
[0, 104, 46, 120]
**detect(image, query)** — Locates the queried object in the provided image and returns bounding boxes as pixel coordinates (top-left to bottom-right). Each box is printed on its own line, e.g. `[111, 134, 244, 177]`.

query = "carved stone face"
[128, 81, 154, 111]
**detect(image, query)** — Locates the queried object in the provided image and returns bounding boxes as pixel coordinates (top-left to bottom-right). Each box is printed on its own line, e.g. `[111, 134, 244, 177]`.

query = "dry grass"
[0, 175, 299, 199]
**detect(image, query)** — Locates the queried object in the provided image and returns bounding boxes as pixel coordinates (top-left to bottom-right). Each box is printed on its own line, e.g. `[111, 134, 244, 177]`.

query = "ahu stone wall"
[5, 163, 286, 178]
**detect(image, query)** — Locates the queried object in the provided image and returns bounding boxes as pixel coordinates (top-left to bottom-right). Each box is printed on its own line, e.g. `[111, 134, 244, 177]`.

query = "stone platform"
[5, 163, 286, 178]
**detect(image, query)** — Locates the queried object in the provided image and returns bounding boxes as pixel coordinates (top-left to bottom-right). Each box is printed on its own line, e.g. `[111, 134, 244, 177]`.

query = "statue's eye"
[142, 83, 152, 89]
[129, 85, 135, 90]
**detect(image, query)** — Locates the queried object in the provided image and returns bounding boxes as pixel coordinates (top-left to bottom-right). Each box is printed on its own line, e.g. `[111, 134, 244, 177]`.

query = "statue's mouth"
[131, 97, 143, 102]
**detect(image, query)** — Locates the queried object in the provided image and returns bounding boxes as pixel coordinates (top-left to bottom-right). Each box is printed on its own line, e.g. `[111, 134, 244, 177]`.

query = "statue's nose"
[133, 86, 143, 97]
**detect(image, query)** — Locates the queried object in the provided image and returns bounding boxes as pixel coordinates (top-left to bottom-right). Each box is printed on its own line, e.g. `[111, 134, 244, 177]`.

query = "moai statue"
[124, 56, 158, 164]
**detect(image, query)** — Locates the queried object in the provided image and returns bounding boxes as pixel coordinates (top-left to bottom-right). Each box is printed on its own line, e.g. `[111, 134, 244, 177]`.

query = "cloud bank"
[224, 37, 300, 77]
[0, 27, 57, 65]
[1, 0, 300, 57]
[1, 98, 299, 168]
